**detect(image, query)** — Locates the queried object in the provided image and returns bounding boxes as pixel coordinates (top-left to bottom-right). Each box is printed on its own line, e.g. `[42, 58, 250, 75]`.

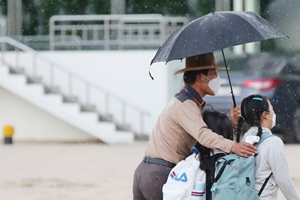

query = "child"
[237, 94, 300, 200]
[196, 110, 233, 200]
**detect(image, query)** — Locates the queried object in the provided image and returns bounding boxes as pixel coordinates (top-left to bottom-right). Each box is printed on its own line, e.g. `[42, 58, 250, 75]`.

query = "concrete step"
[9, 67, 25, 74]
[0, 66, 134, 144]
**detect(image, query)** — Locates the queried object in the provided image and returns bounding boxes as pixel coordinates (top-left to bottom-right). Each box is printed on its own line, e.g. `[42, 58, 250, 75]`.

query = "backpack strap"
[258, 172, 273, 196]
[213, 159, 235, 183]
[254, 131, 273, 147]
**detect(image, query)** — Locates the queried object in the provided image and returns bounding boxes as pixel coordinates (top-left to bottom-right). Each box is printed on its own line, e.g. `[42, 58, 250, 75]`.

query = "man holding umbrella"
[133, 52, 257, 200]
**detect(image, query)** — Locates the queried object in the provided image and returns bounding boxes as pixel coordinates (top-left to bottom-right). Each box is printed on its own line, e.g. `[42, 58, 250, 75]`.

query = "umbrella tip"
[149, 71, 154, 80]
[148, 65, 154, 80]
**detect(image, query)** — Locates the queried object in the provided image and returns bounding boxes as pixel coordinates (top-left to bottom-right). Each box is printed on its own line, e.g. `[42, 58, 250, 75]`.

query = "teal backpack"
[211, 132, 273, 200]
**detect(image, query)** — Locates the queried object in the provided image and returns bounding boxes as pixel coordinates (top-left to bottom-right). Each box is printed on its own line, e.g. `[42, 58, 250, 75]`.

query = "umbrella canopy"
[151, 11, 288, 64]
[150, 10, 288, 107]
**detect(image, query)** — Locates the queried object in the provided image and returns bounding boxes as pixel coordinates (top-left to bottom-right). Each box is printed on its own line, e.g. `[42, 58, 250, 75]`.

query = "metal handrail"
[49, 14, 189, 50]
[0, 37, 150, 135]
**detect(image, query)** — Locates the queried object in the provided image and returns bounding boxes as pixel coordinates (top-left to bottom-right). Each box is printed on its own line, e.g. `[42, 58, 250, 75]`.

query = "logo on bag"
[231, 164, 239, 170]
[170, 171, 188, 182]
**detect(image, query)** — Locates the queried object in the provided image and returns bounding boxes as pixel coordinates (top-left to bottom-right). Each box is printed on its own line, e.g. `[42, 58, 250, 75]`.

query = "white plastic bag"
[163, 151, 206, 200]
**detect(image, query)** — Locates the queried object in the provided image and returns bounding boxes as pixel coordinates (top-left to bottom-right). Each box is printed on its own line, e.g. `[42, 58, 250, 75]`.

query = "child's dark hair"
[236, 94, 269, 142]
[196, 110, 233, 172]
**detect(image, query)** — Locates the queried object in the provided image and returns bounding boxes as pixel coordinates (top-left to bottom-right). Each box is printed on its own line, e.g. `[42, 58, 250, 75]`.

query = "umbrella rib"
[234, 12, 272, 42]
[166, 25, 190, 62]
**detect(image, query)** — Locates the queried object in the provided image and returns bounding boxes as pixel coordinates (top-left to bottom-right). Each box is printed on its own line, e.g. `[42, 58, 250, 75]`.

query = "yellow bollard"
[3, 125, 14, 144]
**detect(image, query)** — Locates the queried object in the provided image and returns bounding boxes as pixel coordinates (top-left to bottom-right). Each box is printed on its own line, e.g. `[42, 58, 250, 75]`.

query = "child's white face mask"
[271, 113, 276, 128]
[268, 113, 276, 128]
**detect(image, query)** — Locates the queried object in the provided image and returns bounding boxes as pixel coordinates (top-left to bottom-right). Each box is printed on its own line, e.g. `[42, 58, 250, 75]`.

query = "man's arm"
[177, 100, 257, 157]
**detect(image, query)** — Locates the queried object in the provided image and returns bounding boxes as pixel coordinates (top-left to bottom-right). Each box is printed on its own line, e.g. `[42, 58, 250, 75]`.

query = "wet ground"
[0, 142, 298, 200]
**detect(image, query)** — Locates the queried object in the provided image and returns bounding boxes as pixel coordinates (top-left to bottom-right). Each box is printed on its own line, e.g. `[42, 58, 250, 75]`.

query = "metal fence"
[49, 14, 189, 50]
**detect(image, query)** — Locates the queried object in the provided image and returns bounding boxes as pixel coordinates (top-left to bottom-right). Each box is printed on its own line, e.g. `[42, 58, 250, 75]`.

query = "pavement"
[0, 141, 299, 200]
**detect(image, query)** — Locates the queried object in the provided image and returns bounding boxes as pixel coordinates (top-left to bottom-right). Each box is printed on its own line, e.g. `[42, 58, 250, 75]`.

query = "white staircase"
[0, 37, 149, 144]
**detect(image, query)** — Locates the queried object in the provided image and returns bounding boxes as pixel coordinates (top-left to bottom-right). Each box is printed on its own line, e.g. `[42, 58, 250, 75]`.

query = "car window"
[216, 56, 248, 72]
[245, 56, 286, 76]
[217, 53, 287, 76]
[281, 58, 300, 75]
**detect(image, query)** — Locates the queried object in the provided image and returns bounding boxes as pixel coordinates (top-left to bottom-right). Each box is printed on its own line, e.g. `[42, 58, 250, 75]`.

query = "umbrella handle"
[221, 49, 237, 108]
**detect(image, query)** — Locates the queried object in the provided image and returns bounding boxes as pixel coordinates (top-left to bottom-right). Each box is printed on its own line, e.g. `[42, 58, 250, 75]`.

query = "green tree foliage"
[60, 0, 89, 14]
[0, 0, 211, 35]
[0, 0, 111, 35]
[87, 0, 110, 14]
[38, 0, 62, 34]
[0, 0, 6, 15]
[165, 0, 189, 15]
[196, 1, 210, 16]
[22, 0, 39, 35]
[126, 0, 164, 14]
[126, 0, 210, 16]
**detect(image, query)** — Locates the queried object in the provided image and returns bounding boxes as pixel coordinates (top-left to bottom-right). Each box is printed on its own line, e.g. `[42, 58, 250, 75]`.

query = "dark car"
[204, 51, 300, 143]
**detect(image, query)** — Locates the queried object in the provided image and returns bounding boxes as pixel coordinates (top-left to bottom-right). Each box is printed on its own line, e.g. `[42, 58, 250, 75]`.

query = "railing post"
[86, 82, 90, 105]
[104, 19, 110, 50]
[160, 16, 166, 44]
[50, 64, 54, 87]
[49, 17, 55, 50]
[68, 73, 72, 96]
[32, 55, 36, 77]
[122, 102, 126, 127]
[105, 93, 109, 116]
[15, 47, 19, 69]
[1, 40, 5, 64]
[140, 112, 145, 135]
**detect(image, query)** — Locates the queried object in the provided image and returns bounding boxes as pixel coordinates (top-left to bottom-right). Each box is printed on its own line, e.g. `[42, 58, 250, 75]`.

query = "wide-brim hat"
[174, 52, 226, 75]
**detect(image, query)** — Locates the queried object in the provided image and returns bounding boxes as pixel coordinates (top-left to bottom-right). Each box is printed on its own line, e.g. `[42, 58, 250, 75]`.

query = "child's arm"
[269, 137, 300, 200]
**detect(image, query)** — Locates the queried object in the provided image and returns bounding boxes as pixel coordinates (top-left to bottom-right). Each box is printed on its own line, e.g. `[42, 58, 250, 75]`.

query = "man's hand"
[231, 142, 257, 158]
[230, 103, 241, 126]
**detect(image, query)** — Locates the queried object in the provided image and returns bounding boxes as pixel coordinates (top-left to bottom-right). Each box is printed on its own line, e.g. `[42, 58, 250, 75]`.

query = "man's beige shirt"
[145, 96, 235, 164]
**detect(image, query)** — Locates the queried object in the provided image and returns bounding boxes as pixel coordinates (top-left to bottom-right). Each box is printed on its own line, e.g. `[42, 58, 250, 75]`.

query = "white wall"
[40, 51, 166, 135]
[1, 50, 184, 140]
[0, 87, 96, 142]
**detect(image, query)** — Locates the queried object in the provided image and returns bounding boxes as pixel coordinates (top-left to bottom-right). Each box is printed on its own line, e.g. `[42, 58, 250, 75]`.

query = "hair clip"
[252, 97, 263, 101]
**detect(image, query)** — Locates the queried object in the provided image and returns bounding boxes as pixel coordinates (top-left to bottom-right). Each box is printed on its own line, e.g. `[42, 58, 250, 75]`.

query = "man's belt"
[143, 156, 176, 168]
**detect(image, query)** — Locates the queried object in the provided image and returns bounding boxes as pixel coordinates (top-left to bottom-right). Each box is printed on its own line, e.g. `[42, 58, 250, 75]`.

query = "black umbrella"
[150, 10, 288, 106]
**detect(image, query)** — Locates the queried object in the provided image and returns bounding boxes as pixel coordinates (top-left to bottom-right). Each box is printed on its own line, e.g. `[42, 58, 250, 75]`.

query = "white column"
[233, 0, 243, 11]
[245, 1, 261, 54]
[232, 0, 244, 54]
[7, 0, 22, 36]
